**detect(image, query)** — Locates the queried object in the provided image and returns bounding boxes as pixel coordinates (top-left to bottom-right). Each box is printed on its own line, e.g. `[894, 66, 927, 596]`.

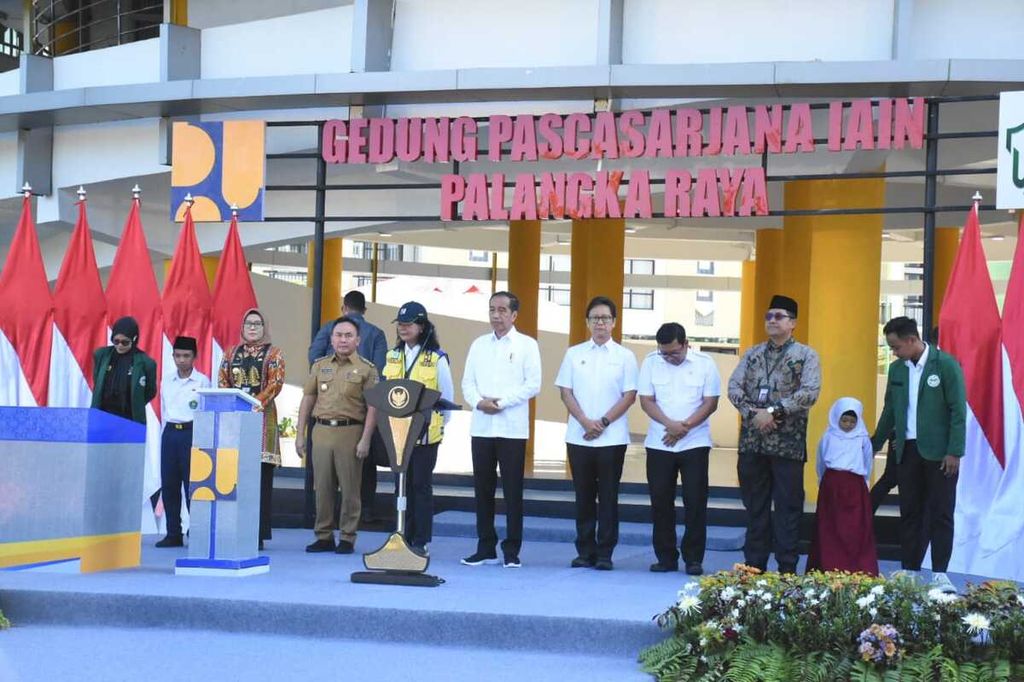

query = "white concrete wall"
[0, 69, 20, 97]
[52, 39, 161, 90]
[906, 0, 1024, 60]
[189, 0, 349, 29]
[0, 133, 17, 197]
[622, 0, 894, 64]
[51, 119, 164, 191]
[391, 0, 601, 70]
[201, 6, 354, 79]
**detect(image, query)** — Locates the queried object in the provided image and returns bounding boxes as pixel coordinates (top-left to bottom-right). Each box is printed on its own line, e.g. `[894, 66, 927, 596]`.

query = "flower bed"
[639, 565, 1024, 681]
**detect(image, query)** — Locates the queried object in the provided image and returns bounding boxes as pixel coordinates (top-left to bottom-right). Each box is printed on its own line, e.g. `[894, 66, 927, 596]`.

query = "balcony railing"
[32, 0, 163, 57]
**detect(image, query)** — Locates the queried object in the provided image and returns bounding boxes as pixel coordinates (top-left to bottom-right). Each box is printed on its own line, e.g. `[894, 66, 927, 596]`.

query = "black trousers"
[471, 437, 526, 557]
[404, 443, 439, 547]
[870, 447, 899, 512]
[737, 451, 804, 571]
[897, 440, 958, 572]
[160, 425, 192, 537]
[647, 446, 710, 566]
[260, 462, 274, 541]
[360, 431, 389, 517]
[568, 443, 626, 561]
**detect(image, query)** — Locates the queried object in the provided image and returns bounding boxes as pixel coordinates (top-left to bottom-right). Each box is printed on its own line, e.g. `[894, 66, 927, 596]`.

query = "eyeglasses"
[244, 321, 264, 328]
[658, 350, 686, 360]
[764, 312, 793, 321]
[587, 315, 614, 324]
[112, 338, 132, 347]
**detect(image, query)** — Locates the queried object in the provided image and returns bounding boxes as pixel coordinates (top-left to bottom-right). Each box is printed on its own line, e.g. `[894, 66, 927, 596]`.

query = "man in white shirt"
[555, 296, 638, 571]
[638, 323, 721, 575]
[156, 336, 211, 548]
[460, 291, 542, 568]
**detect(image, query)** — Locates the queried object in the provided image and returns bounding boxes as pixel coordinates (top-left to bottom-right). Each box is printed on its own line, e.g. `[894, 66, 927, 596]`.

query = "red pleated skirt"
[806, 468, 879, 575]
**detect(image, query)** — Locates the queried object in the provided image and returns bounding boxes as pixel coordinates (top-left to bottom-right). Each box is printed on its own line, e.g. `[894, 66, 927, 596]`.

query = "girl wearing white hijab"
[806, 397, 879, 575]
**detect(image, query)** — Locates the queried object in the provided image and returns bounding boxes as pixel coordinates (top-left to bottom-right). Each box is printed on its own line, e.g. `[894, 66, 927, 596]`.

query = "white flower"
[856, 594, 875, 608]
[934, 614, 942, 622]
[962, 613, 991, 634]
[760, 592, 773, 602]
[870, 585, 885, 596]
[869, 607, 878, 618]
[804, 589, 816, 600]
[676, 595, 702, 615]
[731, 608, 740, 619]
[720, 587, 738, 602]
[763, 603, 772, 611]
[820, 590, 830, 599]
[927, 588, 958, 605]
[756, 579, 768, 587]
[1016, 594, 1024, 608]
[699, 638, 707, 648]
[810, 598, 820, 607]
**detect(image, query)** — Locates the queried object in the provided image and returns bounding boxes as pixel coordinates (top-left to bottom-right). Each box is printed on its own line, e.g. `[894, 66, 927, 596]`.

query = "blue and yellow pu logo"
[170, 121, 265, 222]
[189, 447, 239, 501]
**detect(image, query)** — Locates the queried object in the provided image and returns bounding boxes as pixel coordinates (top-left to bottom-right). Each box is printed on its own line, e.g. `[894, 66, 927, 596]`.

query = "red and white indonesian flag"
[106, 198, 164, 534]
[969, 213, 1024, 580]
[49, 199, 107, 407]
[210, 213, 258, 378]
[162, 207, 213, 381]
[0, 195, 53, 408]
[942, 204, 1010, 577]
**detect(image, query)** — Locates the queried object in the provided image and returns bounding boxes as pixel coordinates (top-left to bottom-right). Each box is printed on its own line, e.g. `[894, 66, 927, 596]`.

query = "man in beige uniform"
[297, 316, 378, 554]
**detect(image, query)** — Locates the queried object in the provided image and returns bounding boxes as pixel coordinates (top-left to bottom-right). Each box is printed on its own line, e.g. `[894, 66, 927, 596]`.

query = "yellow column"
[307, 237, 343, 325]
[569, 218, 625, 345]
[933, 227, 960, 325]
[202, 256, 218, 288]
[170, 0, 188, 25]
[783, 178, 884, 501]
[739, 260, 757, 354]
[508, 221, 541, 476]
[752, 229, 784, 339]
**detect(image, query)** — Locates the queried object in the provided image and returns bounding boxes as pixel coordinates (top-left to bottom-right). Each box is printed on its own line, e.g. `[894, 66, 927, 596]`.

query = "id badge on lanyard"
[756, 386, 770, 406]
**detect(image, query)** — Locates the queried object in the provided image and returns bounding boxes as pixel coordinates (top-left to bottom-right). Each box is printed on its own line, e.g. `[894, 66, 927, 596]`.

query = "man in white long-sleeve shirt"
[460, 291, 542, 568]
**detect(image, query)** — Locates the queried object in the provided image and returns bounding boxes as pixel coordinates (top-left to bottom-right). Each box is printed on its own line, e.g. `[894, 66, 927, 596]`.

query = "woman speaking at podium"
[383, 301, 454, 556]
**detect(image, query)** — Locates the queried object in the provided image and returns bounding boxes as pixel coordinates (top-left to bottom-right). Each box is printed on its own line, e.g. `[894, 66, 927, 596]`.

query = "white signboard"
[997, 91, 1024, 209]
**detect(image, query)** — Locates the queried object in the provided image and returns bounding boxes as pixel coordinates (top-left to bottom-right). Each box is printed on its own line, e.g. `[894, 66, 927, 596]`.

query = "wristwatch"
[767, 405, 785, 419]
[600, 416, 610, 427]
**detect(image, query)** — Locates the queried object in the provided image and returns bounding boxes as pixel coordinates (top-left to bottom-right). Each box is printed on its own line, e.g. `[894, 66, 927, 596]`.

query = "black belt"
[169, 422, 193, 431]
[316, 417, 362, 427]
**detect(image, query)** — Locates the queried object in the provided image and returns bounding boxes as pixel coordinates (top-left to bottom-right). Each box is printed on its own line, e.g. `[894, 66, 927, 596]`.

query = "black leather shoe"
[335, 540, 355, 554]
[571, 556, 595, 568]
[155, 535, 183, 548]
[649, 561, 678, 573]
[685, 562, 704, 576]
[460, 552, 500, 566]
[594, 558, 614, 571]
[305, 538, 336, 553]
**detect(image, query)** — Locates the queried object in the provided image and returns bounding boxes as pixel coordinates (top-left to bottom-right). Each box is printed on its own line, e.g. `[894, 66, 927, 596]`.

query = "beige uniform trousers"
[312, 423, 363, 543]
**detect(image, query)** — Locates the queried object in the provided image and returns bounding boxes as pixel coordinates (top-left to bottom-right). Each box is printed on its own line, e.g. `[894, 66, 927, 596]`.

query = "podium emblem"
[387, 386, 410, 410]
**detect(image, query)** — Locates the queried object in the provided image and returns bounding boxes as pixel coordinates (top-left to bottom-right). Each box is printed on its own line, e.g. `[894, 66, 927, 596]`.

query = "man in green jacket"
[91, 316, 157, 424]
[871, 317, 965, 592]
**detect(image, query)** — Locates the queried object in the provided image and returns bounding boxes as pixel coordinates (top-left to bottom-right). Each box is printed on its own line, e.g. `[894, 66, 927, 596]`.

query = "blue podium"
[174, 389, 269, 577]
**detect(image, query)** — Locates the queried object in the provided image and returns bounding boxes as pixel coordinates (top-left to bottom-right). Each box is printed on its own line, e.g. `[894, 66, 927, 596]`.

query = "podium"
[352, 378, 455, 587]
[174, 389, 269, 577]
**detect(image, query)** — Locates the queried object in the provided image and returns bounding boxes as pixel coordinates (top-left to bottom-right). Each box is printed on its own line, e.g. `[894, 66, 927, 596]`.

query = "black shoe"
[649, 561, 678, 573]
[305, 538, 336, 553]
[503, 554, 521, 568]
[685, 562, 704, 576]
[594, 559, 614, 571]
[571, 556, 595, 568]
[461, 551, 500, 566]
[155, 535, 183, 548]
[410, 544, 428, 557]
[335, 540, 355, 554]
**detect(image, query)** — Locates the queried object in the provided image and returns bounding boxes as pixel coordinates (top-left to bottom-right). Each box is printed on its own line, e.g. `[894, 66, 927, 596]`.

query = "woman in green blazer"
[91, 316, 157, 424]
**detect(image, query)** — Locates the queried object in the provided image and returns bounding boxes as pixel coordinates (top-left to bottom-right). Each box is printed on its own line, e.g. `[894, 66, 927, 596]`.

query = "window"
[625, 258, 654, 275]
[354, 275, 372, 288]
[469, 250, 490, 263]
[542, 255, 571, 272]
[904, 262, 924, 281]
[904, 295, 924, 326]
[541, 285, 571, 306]
[354, 241, 406, 261]
[697, 260, 715, 275]
[696, 289, 714, 302]
[695, 310, 715, 326]
[623, 288, 654, 310]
